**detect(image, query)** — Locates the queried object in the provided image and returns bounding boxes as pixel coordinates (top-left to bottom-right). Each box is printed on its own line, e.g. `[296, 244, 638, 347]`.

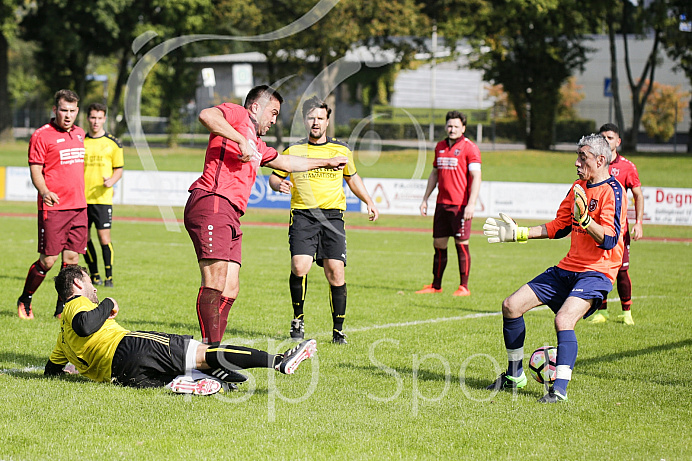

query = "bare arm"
[103, 167, 123, 188]
[199, 107, 251, 161]
[264, 154, 348, 173]
[631, 185, 644, 240]
[464, 169, 482, 220]
[345, 173, 379, 221]
[269, 173, 293, 194]
[420, 168, 438, 216]
[30, 164, 59, 206]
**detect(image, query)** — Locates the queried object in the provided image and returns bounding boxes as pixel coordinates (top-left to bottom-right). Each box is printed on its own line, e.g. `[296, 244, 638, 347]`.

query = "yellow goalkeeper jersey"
[273, 137, 356, 210]
[49, 296, 129, 383]
[84, 133, 124, 204]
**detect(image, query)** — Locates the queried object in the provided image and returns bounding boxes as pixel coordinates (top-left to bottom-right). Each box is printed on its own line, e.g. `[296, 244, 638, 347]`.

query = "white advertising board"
[4, 167, 691, 226]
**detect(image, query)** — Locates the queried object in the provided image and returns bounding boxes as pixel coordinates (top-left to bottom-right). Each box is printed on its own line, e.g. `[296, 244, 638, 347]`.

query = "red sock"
[455, 243, 470, 288]
[616, 270, 632, 311]
[196, 287, 222, 344]
[218, 296, 236, 342]
[432, 247, 447, 289]
[20, 260, 49, 303]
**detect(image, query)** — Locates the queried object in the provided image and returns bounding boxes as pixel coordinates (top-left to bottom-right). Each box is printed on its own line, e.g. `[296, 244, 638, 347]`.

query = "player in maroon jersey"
[184, 85, 348, 346]
[417, 111, 482, 297]
[589, 123, 644, 326]
[17, 89, 87, 320]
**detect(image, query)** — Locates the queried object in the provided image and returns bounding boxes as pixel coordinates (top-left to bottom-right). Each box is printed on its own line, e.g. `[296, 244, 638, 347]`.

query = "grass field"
[1, 198, 691, 459]
[2, 139, 691, 459]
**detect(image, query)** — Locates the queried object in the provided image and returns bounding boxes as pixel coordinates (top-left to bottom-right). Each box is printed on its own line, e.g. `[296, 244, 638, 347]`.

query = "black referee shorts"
[288, 208, 346, 267]
[111, 331, 191, 388]
[87, 204, 113, 230]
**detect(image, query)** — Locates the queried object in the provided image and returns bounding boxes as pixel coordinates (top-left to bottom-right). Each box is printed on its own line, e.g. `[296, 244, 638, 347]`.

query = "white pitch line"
[340, 295, 659, 335]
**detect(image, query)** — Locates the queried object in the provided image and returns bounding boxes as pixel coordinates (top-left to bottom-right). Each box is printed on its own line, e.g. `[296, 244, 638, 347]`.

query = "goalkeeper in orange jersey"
[45, 265, 316, 395]
[483, 134, 627, 403]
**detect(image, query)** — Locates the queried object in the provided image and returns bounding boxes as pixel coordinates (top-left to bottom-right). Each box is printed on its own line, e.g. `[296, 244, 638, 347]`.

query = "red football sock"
[455, 243, 470, 288]
[20, 260, 49, 303]
[218, 296, 236, 342]
[616, 270, 632, 311]
[432, 247, 447, 290]
[196, 287, 222, 344]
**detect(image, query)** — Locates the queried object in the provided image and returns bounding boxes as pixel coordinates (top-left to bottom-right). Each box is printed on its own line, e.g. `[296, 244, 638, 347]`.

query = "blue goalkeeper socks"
[554, 330, 578, 396]
[503, 316, 526, 377]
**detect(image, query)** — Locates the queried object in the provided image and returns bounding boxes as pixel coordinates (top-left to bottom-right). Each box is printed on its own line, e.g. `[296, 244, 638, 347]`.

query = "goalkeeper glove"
[573, 184, 592, 228]
[483, 213, 529, 243]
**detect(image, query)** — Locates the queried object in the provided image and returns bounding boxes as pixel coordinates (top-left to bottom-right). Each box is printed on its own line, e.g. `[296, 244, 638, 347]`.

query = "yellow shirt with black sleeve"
[48, 295, 129, 383]
[84, 133, 124, 205]
[273, 137, 356, 210]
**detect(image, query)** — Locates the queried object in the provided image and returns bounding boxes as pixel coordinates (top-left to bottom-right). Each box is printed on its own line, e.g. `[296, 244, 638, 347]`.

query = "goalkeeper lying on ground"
[45, 265, 316, 395]
[482, 133, 627, 403]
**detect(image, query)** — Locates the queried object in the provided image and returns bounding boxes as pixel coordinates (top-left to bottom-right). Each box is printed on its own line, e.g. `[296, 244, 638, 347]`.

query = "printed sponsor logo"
[59, 148, 85, 165]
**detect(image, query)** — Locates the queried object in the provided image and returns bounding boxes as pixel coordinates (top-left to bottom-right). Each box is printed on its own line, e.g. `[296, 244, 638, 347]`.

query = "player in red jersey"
[184, 85, 348, 346]
[483, 134, 627, 403]
[417, 111, 481, 297]
[17, 89, 87, 320]
[589, 123, 643, 325]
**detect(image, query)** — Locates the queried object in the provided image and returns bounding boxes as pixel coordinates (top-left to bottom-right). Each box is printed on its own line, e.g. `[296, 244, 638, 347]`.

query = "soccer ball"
[528, 346, 557, 384]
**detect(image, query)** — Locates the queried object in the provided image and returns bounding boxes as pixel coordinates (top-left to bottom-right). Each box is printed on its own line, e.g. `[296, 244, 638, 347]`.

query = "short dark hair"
[87, 102, 107, 115]
[54, 265, 88, 301]
[54, 89, 79, 107]
[446, 110, 467, 126]
[599, 123, 619, 136]
[302, 96, 331, 119]
[244, 85, 283, 109]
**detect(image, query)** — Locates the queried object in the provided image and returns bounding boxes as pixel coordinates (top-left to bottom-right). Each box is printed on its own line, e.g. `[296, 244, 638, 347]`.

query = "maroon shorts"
[620, 225, 630, 270]
[184, 189, 243, 264]
[38, 208, 88, 256]
[432, 203, 472, 240]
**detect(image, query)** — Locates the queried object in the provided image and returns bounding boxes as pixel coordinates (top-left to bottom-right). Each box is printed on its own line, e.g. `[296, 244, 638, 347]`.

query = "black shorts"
[111, 331, 191, 388]
[87, 204, 113, 230]
[288, 208, 346, 267]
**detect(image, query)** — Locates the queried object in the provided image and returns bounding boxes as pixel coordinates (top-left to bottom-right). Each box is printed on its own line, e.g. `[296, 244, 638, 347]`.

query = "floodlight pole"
[429, 24, 437, 142]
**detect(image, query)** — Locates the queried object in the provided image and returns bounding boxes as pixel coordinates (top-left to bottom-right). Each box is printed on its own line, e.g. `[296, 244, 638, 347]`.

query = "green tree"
[463, 0, 598, 149]
[215, 0, 427, 140]
[660, 1, 692, 152]
[0, 0, 22, 141]
[602, 0, 672, 152]
[641, 81, 689, 142]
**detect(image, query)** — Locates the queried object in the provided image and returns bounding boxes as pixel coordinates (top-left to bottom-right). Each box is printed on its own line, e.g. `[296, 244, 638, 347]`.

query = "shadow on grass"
[123, 318, 267, 339]
[580, 338, 692, 366]
[335, 362, 494, 391]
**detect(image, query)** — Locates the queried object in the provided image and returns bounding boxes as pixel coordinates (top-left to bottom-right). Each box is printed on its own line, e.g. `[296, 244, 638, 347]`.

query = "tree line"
[0, 0, 690, 152]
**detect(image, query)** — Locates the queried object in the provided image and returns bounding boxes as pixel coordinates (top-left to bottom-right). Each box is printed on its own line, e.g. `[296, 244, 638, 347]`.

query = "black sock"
[289, 272, 307, 319]
[205, 345, 277, 370]
[102, 243, 113, 280]
[85, 240, 99, 277]
[330, 283, 347, 331]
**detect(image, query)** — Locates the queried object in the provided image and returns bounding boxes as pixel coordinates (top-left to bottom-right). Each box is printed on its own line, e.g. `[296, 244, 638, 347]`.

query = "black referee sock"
[205, 345, 277, 371]
[85, 240, 99, 277]
[289, 272, 307, 319]
[102, 243, 113, 280]
[330, 283, 347, 331]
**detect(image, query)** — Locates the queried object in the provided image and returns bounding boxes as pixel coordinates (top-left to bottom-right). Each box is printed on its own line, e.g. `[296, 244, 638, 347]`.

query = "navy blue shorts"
[527, 266, 613, 319]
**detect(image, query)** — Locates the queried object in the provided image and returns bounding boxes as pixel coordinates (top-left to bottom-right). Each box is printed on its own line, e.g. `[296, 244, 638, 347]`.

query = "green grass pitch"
[1, 201, 690, 459]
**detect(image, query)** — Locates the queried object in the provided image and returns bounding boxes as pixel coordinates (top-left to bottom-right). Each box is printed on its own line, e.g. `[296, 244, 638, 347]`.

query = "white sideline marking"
[342, 295, 656, 335]
[1, 365, 44, 374]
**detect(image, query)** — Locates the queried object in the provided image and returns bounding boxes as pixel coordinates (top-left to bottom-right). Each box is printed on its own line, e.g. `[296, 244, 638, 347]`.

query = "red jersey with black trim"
[608, 153, 641, 192]
[28, 120, 86, 211]
[545, 176, 627, 283]
[433, 136, 481, 205]
[188, 103, 278, 213]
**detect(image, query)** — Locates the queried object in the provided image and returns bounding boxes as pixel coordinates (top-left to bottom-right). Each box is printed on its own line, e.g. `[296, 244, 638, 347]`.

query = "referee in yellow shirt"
[83, 103, 123, 288]
[270, 96, 378, 345]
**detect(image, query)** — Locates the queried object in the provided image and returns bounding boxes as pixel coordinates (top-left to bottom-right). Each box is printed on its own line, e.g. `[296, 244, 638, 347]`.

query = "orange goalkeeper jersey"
[545, 176, 627, 283]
